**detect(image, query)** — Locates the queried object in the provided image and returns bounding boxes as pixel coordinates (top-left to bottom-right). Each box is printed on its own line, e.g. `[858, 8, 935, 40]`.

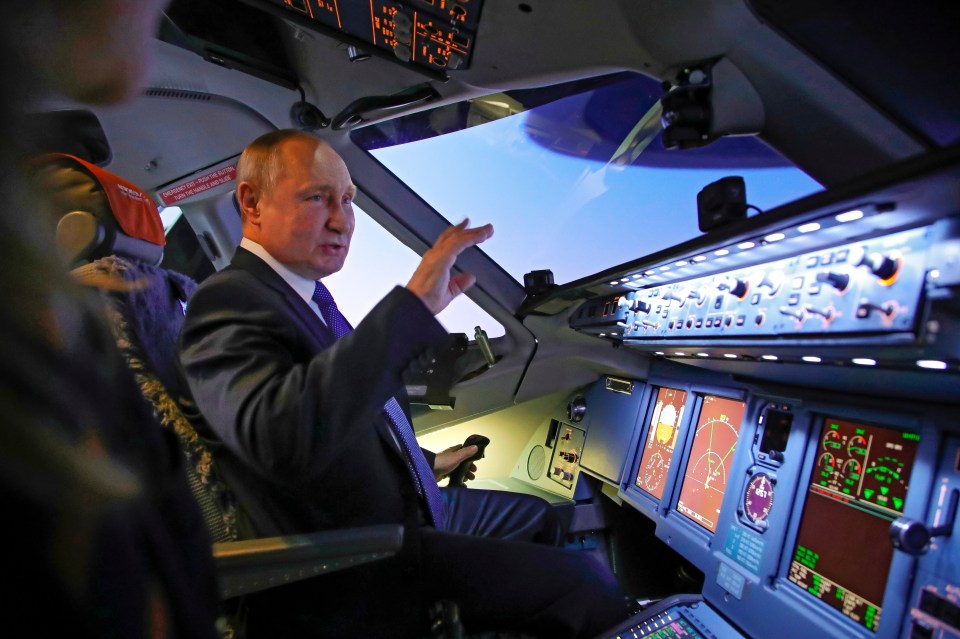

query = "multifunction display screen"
[636, 387, 687, 499]
[788, 417, 920, 632]
[676, 395, 746, 532]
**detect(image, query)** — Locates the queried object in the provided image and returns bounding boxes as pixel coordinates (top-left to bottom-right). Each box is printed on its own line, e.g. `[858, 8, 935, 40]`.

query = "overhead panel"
[261, 0, 483, 73]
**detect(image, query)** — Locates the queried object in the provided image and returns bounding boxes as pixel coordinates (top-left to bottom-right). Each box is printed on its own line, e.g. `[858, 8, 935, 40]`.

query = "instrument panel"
[263, 0, 482, 72]
[571, 225, 933, 342]
[562, 369, 958, 639]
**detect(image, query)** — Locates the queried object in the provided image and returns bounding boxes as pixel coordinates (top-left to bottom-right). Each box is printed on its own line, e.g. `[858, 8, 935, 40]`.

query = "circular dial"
[823, 429, 842, 451]
[641, 452, 666, 492]
[743, 472, 775, 524]
[847, 434, 868, 457]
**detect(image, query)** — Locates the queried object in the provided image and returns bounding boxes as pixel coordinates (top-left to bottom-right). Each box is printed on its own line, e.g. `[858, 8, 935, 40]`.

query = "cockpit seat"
[32, 154, 404, 603]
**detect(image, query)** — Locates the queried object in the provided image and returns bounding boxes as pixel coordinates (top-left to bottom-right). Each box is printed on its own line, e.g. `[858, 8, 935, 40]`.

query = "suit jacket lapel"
[230, 247, 332, 352]
[229, 247, 405, 456]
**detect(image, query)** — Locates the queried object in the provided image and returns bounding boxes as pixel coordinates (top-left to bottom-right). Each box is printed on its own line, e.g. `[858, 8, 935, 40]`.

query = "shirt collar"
[240, 237, 319, 310]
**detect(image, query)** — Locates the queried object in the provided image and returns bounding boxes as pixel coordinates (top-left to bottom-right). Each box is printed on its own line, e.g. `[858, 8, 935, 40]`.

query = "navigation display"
[788, 417, 920, 632]
[636, 387, 687, 499]
[676, 395, 746, 532]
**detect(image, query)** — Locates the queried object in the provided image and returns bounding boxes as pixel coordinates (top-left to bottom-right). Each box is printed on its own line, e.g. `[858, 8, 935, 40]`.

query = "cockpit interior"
[27, 1, 960, 637]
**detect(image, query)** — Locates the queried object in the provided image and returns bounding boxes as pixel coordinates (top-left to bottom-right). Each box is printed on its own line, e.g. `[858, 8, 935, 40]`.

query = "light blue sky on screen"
[329, 110, 820, 337]
[371, 111, 822, 285]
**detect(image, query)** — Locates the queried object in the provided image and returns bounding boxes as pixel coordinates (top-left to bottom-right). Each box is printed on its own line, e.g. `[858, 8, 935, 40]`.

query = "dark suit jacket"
[178, 247, 448, 538]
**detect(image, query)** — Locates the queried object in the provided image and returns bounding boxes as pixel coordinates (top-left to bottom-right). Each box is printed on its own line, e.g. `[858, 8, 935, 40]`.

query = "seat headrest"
[34, 153, 165, 246]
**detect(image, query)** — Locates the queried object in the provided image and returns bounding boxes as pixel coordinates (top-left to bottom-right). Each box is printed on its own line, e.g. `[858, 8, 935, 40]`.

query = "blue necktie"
[311, 281, 447, 529]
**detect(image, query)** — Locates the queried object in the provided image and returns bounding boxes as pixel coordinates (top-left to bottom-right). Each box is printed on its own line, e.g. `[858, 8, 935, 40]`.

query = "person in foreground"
[2, 1, 218, 637]
[178, 129, 627, 637]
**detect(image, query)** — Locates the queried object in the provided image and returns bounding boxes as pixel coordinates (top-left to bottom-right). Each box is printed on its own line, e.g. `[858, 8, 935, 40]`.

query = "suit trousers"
[440, 487, 563, 546]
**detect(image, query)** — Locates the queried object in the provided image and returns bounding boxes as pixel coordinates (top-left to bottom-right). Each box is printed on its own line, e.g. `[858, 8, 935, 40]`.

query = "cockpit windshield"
[354, 72, 822, 285]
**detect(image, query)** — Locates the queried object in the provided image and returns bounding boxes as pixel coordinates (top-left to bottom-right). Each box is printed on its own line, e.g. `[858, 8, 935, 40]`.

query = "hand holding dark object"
[447, 434, 490, 488]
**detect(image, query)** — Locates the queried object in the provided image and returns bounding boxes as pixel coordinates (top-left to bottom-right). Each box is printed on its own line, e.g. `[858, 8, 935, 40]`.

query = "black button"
[806, 256, 819, 268]
[705, 318, 714, 328]
[821, 253, 834, 266]
[751, 294, 761, 305]
[695, 319, 703, 328]
[724, 316, 733, 327]
[835, 249, 849, 263]
[788, 293, 800, 306]
[736, 315, 745, 326]
[714, 296, 723, 310]
[808, 283, 821, 296]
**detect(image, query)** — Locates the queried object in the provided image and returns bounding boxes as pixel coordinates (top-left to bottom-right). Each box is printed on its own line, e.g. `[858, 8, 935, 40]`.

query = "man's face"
[29, 0, 170, 105]
[253, 138, 356, 280]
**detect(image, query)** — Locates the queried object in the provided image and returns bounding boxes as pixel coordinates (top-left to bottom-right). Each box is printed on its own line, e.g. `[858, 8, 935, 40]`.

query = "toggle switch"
[856, 300, 895, 319]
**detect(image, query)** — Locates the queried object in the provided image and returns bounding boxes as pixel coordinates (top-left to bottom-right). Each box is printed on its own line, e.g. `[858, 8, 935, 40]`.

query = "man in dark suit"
[178, 129, 626, 637]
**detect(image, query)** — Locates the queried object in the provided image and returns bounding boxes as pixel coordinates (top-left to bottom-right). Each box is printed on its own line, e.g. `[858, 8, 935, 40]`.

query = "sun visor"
[36, 153, 165, 246]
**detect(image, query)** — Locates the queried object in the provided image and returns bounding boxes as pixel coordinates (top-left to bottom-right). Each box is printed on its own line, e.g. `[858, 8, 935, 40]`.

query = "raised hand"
[406, 219, 494, 315]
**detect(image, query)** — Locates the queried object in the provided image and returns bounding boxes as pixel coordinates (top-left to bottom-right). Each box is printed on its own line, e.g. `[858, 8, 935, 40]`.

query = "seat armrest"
[212, 524, 404, 599]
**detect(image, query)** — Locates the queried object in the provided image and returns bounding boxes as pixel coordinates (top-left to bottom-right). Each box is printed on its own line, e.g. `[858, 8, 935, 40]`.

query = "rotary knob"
[816, 271, 850, 292]
[566, 396, 586, 423]
[756, 270, 783, 296]
[662, 289, 689, 307]
[717, 277, 749, 299]
[859, 251, 901, 282]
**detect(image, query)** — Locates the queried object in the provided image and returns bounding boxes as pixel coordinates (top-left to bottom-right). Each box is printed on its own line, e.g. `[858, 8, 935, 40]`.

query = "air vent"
[527, 445, 546, 480]
[144, 88, 213, 102]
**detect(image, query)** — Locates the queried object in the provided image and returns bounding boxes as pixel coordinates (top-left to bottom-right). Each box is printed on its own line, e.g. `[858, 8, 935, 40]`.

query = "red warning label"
[158, 165, 236, 205]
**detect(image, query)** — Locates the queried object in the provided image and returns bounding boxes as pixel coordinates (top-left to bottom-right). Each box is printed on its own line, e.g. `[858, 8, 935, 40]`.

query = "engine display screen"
[788, 417, 919, 632]
[676, 395, 747, 532]
[636, 387, 687, 499]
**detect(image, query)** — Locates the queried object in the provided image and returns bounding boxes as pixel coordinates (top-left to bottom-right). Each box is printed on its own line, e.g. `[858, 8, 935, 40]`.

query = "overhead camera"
[661, 66, 714, 150]
[661, 58, 766, 151]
